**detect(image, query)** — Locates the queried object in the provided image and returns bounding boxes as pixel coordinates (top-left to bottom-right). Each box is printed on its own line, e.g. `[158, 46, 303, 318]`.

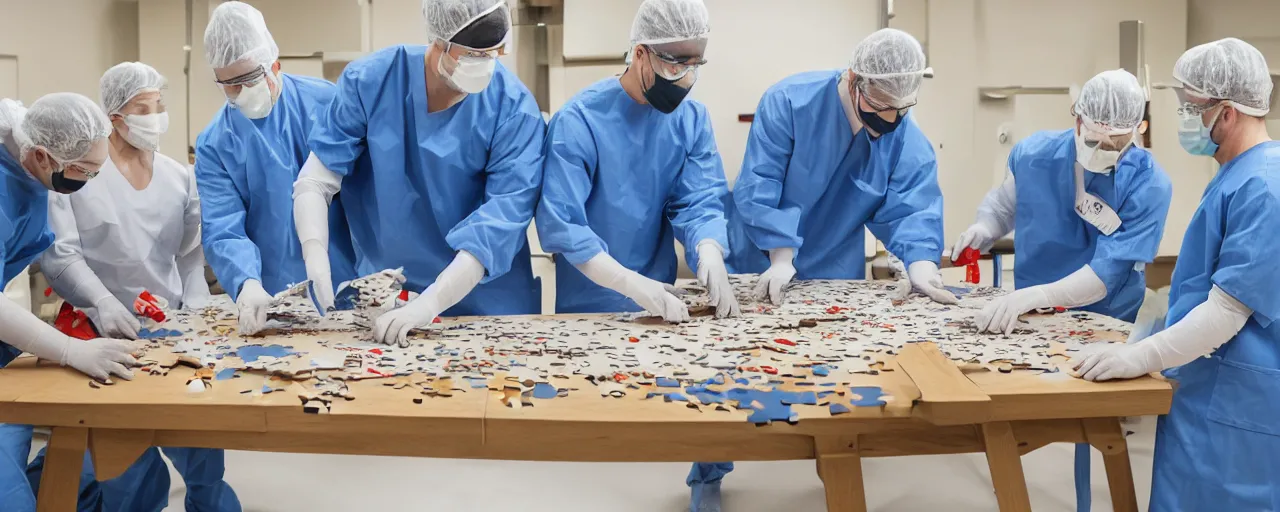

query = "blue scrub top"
[0, 148, 52, 363]
[1152, 141, 1280, 511]
[535, 77, 730, 314]
[195, 73, 365, 300]
[725, 70, 944, 279]
[1009, 129, 1172, 322]
[308, 45, 543, 316]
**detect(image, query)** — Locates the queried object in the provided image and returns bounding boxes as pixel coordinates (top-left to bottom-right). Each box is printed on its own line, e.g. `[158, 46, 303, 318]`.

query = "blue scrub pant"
[28, 446, 240, 512]
[688, 462, 734, 486]
[0, 424, 101, 512]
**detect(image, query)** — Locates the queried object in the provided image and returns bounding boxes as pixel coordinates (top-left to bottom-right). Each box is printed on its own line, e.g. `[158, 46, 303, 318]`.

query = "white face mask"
[1074, 130, 1128, 174]
[439, 54, 496, 94]
[233, 74, 276, 119]
[121, 112, 169, 152]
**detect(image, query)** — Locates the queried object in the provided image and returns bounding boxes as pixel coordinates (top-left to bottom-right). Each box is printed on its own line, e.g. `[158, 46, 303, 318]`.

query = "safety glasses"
[444, 40, 509, 60]
[215, 66, 267, 87]
[644, 45, 706, 81]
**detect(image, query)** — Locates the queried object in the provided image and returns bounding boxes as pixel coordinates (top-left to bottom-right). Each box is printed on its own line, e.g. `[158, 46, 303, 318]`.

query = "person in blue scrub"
[196, 1, 363, 337]
[724, 28, 957, 307]
[535, 0, 739, 323]
[27, 62, 241, 512]
[294, 0, 544, 347]
[1073, 38, 1280, 512]
[955, 69, 1171, 512]
[0, 93, 136, 511]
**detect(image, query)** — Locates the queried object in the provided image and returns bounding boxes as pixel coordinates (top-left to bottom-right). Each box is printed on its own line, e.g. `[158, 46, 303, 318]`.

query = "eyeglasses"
[855, 81, 915, 116]
[1177, 100, 1223, 117]
[645, 45, 706, 81]
[444, 41, 508, 60]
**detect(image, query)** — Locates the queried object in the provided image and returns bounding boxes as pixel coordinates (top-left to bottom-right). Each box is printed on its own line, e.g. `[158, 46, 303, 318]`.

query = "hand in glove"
[951, 222, 1000, 263]
[975, 287, 1050, 334]
[302, 240, 334, 313]
[696, 242, 741, 318]
[907, 261, 958, 304]
[62, 337, 140, 381]
[92, 296, 140, 339]
[1071, 343, 1161, 381]
[374, 251, 486, 347]
[236, 280, 273, 336]
[753, 248, 796, 305]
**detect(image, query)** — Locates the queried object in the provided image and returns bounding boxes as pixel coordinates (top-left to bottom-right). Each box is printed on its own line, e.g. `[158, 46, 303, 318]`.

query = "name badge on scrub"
[1073, 164, 1121, 236]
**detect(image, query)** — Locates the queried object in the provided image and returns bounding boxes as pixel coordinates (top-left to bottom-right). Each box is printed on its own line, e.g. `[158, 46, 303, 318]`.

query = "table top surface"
[0, 275, 1173, 439]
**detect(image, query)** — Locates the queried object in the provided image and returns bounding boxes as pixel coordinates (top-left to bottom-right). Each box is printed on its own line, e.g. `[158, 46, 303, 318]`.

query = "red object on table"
[133, 291, 166, 323]
[53, 302, 98, 340]
[953, 247, 983, 284]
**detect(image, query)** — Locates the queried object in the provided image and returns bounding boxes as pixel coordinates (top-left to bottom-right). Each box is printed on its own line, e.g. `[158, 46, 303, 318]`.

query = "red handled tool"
[953, 247, 983, 285]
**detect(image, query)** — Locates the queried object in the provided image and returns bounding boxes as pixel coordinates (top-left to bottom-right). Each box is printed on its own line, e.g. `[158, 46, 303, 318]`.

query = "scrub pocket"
[1206, 358, 1280, 510]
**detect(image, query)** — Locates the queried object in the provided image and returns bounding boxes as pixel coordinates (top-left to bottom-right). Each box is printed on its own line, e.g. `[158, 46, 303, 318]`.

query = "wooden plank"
[981, 422, 1032, 512]
[1083, 418, 1138, 512]
[89, 429, 155, 481]
[968, 372, 1172, 421]
[895, 342, 991, 425]
[36, 426, 88, 512]
[814, 436, 868, 512]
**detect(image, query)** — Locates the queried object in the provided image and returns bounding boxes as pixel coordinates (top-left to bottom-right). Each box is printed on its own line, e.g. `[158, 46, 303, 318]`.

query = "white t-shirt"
[42, 151, 209, 313]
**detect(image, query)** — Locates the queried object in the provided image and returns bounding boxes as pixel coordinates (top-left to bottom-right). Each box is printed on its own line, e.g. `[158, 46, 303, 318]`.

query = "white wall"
[0, 0, 138, 104]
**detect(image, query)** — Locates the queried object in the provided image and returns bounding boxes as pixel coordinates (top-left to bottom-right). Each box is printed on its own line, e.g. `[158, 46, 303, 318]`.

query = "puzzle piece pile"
[130, 271, 1131, 424]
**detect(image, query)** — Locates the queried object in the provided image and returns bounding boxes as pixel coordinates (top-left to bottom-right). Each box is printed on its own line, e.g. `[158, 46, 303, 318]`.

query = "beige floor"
[140, 417, 1157, 512]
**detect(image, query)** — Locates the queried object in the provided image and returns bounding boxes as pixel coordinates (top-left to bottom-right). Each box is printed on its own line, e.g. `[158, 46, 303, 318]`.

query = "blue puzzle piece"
[331, 281, 360, 311]
[811, 365, 830, 377]
[725, 387, 799, 425]
[848, 386, 887, 407]
[214, 368, 237, 381]
[664, 393, 688, 402]
[468, 378, 488, 389]
[531, 382, 558, 399]
[236, 344, 295, 363]
[137, 328, 183, 339]
[694, 393, 725, 404]
[944, 285, 972, 297]
[829, 403, 851, 415]
[655, 377, 680, 388]
[646, 392, 665, 400]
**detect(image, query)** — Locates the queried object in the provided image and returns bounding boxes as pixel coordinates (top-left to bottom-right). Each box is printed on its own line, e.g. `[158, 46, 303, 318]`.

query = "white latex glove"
[951, 222, 1000, 263]
[953, 174, 1016, 261]
[1071, 343, 1161, 381]
[302, 240, 334, 313]
[976, 267, 1107, 334]
[236, 280, 272, 336]
[976, 287, 1050, 334]
[753, 248, 797, 305]
[907, 260, 958, 304]
[92, 296, 140, 339]
[1074, 285, 1250, 381]
[62, 338, 140, 381]
[577, 252, 689, 323]
[294, 152, 342, 314]
[375, 251, 485, 347]
[695, 241, 740, 318]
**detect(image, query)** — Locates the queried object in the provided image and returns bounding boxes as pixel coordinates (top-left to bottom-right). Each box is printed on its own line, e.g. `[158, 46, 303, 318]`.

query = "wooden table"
[0, 336, 1171, 512]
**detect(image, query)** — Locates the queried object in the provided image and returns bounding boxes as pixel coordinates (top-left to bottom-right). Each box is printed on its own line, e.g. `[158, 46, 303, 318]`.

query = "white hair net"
[630, 0, 710, 46]
[18, 93, 110, 162]
[850, 28, 927, 105]
[422, 0, 508, 43]
[204, 1, 280, 69]
[100, 62, 166, 116]
[1074, 69, 1146, 133]
[1174, 37, 1273, 116]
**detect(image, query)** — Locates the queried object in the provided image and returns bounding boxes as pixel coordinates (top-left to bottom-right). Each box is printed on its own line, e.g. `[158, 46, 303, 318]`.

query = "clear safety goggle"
[442, 39, 509, 60]
[215, 66, 268, 87]
[645, 45, 706, 81]
[1072, 110, 1138, 150]
[46, 152, 100, 180]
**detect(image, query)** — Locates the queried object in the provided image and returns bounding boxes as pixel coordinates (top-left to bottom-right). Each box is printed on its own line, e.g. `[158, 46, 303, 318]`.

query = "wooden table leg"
[981, 422, 1032, 512]
[1083, 418, 1138, 512]
[89, 429, 154, 481]
[37, 426, 88, 512]
[814, 436, 868, 512]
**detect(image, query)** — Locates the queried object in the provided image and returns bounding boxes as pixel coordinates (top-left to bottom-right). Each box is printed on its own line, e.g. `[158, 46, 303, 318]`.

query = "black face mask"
[50, 169, 87, 194]
[642, 73, 691, 114]
[858, 107, 904, 139]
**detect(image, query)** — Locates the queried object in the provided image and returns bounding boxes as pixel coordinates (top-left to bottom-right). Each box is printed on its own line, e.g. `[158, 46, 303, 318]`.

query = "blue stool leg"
[992, 255, 1004, 289]
[1074, 443, 1091, 512]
